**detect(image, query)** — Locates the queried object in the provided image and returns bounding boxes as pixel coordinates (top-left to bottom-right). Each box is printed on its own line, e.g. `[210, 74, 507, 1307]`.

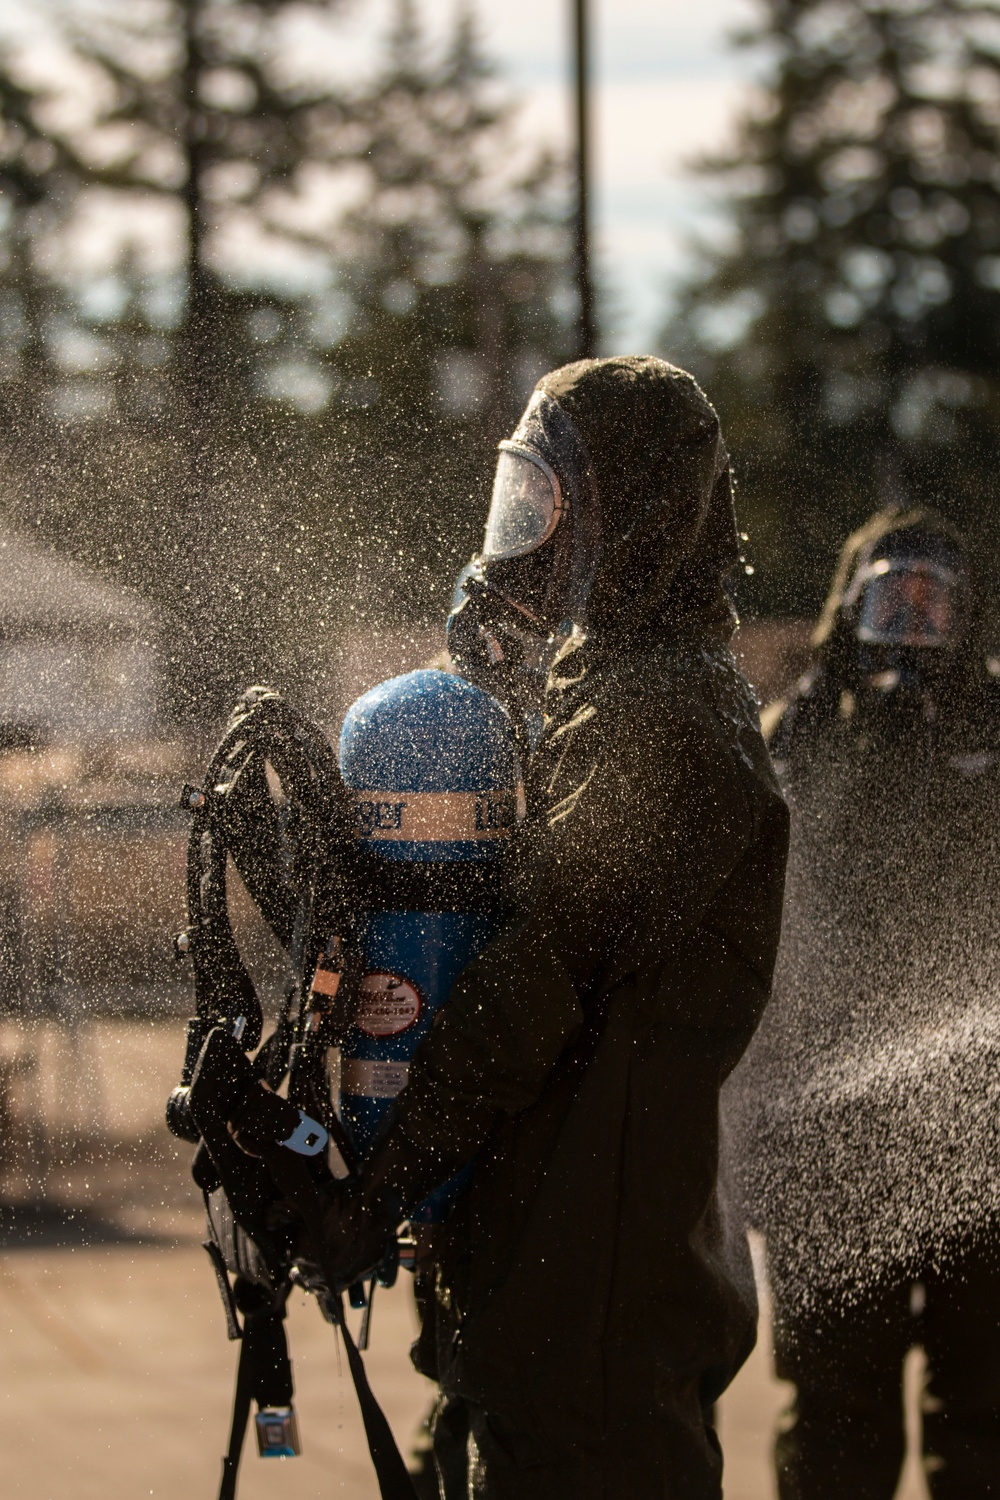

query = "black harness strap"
[332, 1296, 417, 1500]
[176, 688, 416, 1500]
[215, 1285, 416, 1500]
[216, 1292, 296, 1500]
[218, 1331, 255, 1500]
[202, 1239, 242, 1343]
[259, 1144, 419, 1500]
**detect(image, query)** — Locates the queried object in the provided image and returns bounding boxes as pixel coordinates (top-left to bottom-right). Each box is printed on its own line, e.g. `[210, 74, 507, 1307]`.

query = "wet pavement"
[0, 1021, 931, 1497]
[0, 1237, 931, 1500]
[0, 1240, 434, 1500]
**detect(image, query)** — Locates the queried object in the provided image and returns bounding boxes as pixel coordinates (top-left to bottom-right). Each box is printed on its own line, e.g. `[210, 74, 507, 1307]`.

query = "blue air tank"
[338, 668, 519, 1220]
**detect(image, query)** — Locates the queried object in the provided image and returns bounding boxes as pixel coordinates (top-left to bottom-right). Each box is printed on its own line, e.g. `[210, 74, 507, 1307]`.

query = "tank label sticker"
[341, 1058, 410, 1099]
[356, 972, 422, 1035]
[350, 790, 516, 841]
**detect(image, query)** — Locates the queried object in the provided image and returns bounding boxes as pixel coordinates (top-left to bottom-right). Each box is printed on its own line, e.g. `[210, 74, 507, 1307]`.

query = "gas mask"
[447, 390, 600, 700]
[844, 544, 966, 705]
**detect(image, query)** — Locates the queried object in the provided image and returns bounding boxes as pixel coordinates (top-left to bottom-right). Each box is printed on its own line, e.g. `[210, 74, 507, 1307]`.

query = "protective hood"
[532, 355, 740, 644]
[813, 505, 972, 680]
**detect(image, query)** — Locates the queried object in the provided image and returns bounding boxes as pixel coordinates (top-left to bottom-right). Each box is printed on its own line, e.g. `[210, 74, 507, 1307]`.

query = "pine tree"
[0, 38, 83, 416]
[0, 0, 572, 714]
[54, 0, 340, 414]
[663, 0, 1000, 613]
[23, 0, 353, 711]
[303, 0, 573, 624]
[327, 0, 570, 424]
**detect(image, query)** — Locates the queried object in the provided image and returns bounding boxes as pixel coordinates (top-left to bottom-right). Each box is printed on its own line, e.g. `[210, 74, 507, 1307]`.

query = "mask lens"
[482, 444, 562, 561]
[856, 559, 959, 648]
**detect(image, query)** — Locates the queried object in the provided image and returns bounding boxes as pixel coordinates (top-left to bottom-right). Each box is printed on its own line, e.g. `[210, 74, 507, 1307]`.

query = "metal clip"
[280, 1110, 328, 1157]
[180, 783, 206, 812]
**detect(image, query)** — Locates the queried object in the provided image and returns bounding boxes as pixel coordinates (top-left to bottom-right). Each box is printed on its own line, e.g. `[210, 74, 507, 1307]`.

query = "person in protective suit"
[323, 355, 789, 1499]
[725, 505, 1000, 1498]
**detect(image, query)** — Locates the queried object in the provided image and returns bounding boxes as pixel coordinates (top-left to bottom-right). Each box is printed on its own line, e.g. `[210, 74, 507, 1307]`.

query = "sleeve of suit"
[391, 691, 755, 1168]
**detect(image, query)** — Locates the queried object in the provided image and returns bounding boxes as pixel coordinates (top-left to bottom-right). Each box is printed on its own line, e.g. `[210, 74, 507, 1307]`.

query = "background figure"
[725, 505, 1000, 1497]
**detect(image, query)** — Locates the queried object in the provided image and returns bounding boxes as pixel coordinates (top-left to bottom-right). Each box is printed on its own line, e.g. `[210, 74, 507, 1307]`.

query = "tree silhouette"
[664, 0, 1000, 614]
[0, 0, 573, 715]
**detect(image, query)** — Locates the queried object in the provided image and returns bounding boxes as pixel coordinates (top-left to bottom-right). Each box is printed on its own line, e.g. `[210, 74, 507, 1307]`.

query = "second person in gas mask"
[726, 504, 1000, 1498]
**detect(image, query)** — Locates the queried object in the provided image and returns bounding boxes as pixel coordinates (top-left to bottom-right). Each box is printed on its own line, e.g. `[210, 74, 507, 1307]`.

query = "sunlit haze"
[1, 0, 760, 354]
[299, 0, 761, 352]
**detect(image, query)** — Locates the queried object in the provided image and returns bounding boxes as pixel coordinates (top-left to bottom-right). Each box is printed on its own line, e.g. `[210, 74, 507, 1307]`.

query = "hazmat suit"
[725, 506, 1000, 1498]
[323, 356, 789, 1499]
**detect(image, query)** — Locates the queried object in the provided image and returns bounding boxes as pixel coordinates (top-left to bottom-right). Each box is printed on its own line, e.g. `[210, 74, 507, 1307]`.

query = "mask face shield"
[472, 391, 600, 641]
[482, 443, 565, 562]
[853, 558, 961, 650]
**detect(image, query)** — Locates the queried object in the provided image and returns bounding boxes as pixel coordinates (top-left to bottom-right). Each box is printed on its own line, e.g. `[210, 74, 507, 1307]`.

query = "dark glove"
[188, 1027, 304, 1153]
[319, 1126, 462, 1287]
[317, 1177, 396, 1288]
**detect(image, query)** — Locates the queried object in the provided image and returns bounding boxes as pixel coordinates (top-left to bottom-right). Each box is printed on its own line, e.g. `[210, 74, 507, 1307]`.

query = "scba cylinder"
[338, 668, 519, 1220]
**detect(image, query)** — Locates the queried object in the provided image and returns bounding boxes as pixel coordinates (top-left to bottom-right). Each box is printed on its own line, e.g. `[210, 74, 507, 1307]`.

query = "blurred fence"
[13, 804, 190, 1020]
[0, 746, 196, 1184]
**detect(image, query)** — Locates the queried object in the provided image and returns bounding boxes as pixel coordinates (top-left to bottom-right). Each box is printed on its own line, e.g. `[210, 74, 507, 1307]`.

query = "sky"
[3, 0, 764, 353]
[311, 0, 763, 351]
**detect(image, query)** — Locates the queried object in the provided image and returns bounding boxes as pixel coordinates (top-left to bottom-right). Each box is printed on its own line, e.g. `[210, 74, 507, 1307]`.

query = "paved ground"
[0, 1019, 933, 1498]
[0, 1241, 436, 1500]
[0, 1237, 932, 1500]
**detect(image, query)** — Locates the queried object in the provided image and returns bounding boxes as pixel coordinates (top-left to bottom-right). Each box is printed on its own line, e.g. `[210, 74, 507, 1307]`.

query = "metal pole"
[572, 0, 596, 358]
